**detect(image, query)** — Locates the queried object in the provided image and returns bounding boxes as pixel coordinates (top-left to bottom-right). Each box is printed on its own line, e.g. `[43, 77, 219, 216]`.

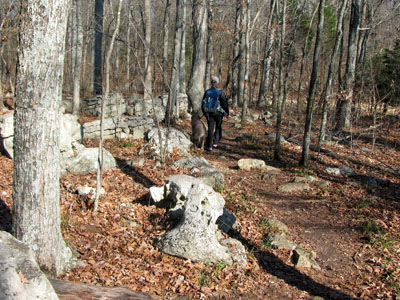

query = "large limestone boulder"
[65, 147, 116, 175]
[152, 175, 247, 266]
[173, 157, 224, 187]
[0, 231, 59, 300]
[145, 127, 192, 156]
[0, 112, 14, 158]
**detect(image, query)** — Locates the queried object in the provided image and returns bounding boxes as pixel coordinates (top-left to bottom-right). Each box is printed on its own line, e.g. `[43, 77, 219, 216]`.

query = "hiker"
[202, 76, 229, 151]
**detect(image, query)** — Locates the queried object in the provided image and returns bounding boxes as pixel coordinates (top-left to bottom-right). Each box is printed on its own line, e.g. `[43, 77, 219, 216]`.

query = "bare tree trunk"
[162, 0, 172, 92]
[318, 0, 348, 148]
[94, 0, 123, 213]
[237, 0, 247, 107]
[72, 0, 84, 114]
[126, 2, 132, 94]
[94, 0, 104, 95]
[296, 5, 318, 111]
[13, 0, 72, 275]
[335, 0, 360, 132]
[274, 0, 286, 161]
[231, 0, 241, 107]
[143, 0, 152, 100]
[179, 0, 187, 94]
[300, 0, 325, 167]
[257, 0, 276, 107]
[241, 0, 250, 122]
[166, 0, 184, 123]
[187, 0, 207, 114]
[205, 0, 214, 90]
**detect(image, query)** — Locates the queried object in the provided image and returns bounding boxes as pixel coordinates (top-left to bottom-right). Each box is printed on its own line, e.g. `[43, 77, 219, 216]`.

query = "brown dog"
[191, 113, 207, 149]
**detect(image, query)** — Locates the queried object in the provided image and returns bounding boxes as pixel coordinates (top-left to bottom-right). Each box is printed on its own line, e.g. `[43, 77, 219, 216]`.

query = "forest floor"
[0, 106, 399, 300]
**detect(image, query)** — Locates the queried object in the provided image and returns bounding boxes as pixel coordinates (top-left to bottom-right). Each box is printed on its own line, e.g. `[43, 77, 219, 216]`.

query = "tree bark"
[300, 0, 325, 167]
[178, 0, 186, 94]
[237, 0, 247, 108]
[241, 0, 250, 122]
[231, 0, 241, 107]
[187, 0, 207, 114]
[143, 0, 152, 100]
[162, 0, 172, 92]
[166, 0, 184, 123]
[205, 0, 214, 90]
[72, 0, 84, 114]
[274, 0, 287, 161]
[257, 0, 276, 107]
[94, 0, 104, 95]
[335, 0, 361, 132]
[13, 0, 72, 275]
[318, 0, 348, 148]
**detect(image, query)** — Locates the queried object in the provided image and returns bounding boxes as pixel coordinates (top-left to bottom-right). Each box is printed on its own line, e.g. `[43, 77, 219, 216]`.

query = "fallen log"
[49, 279, 158, 300]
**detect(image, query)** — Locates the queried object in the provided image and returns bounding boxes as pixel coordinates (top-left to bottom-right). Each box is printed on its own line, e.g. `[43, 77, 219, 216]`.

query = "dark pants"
[205, 114, 223, 149]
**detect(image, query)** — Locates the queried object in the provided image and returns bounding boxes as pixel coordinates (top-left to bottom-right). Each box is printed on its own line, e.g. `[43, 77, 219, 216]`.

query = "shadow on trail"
[229, 229, 359, 300]
[115, 157, 157, 188]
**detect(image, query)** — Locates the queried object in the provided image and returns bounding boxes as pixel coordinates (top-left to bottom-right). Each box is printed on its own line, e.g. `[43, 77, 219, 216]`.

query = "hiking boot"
[205, 147, 212, 151]
[213, 144, 218, 148]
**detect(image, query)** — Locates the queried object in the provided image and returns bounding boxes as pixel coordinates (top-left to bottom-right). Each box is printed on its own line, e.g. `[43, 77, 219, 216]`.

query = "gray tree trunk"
[273, 0, 287, 161]
[143, 0, 152, 99]
[257, 0, 276, 107]
[300, 0, 325, 167]
[126, 2, 133, 94]
[13, 0, 72, 275]
[205, 0, 214, 90]
[335, 0, 360, 132]
[162, 0, 172, 92]
[166, 0, 184, 122]
[318, 0, 348, 148]
[241, 0, 250, 122]
[231, 0, 241, 107]
[94, 0, 104, 95]
[187, 0, 207, 114]
[296, 5, 318, 111]
[179, 0, 187, 94]
[72, 0, 84, 114]
[237, 0, 247, 107]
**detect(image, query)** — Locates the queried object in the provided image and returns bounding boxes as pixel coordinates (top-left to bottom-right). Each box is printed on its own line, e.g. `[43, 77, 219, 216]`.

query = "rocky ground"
[0, 107, 399, 300]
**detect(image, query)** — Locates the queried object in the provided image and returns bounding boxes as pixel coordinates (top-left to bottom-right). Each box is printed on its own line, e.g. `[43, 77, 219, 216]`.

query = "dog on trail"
[191, 113, 207, 149]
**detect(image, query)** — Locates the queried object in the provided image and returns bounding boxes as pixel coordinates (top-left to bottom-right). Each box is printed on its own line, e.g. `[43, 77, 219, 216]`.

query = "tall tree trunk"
[126, 2, 132, 94]
[300, 0, 325, 167]
[241, 0, 250, 122]
[318, 0, 348, 148]
[162, 0, 172, 92]
[179, 0, 187, 94]
[72, 0, 84, 114]
[257, 0, 276, 107]
[335, 0, 360, 132]
[95, 0, 123, 212]
[237, 0, 247, 107]
[187, 0, 207, 114]
[166, 0, 184, 123]
[273, 0, 286, 161]
[143, 0, 152, 99]
[13, 0, 72, 275]
[296, 5, 318, 111]
[231, 0, 241, 107]
[94, 0, 104, 95]
[205, 0, 214, 90]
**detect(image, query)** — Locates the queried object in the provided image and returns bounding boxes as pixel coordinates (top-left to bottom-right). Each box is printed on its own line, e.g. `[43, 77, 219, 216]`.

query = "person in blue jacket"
[201, 76, 229, 151]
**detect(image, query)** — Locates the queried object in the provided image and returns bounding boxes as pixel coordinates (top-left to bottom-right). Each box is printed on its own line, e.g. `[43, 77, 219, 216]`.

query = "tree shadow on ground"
[115, 157, 157, 188]
[229, 229, 360, 300]
[0, 198, 12, 232]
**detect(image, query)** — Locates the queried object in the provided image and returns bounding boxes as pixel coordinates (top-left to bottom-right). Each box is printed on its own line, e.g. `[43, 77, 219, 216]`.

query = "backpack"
[203, 88, 226, 116]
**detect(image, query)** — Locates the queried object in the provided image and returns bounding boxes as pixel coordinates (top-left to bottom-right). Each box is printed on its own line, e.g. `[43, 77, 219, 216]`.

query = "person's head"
[211, 76, 219, 87]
